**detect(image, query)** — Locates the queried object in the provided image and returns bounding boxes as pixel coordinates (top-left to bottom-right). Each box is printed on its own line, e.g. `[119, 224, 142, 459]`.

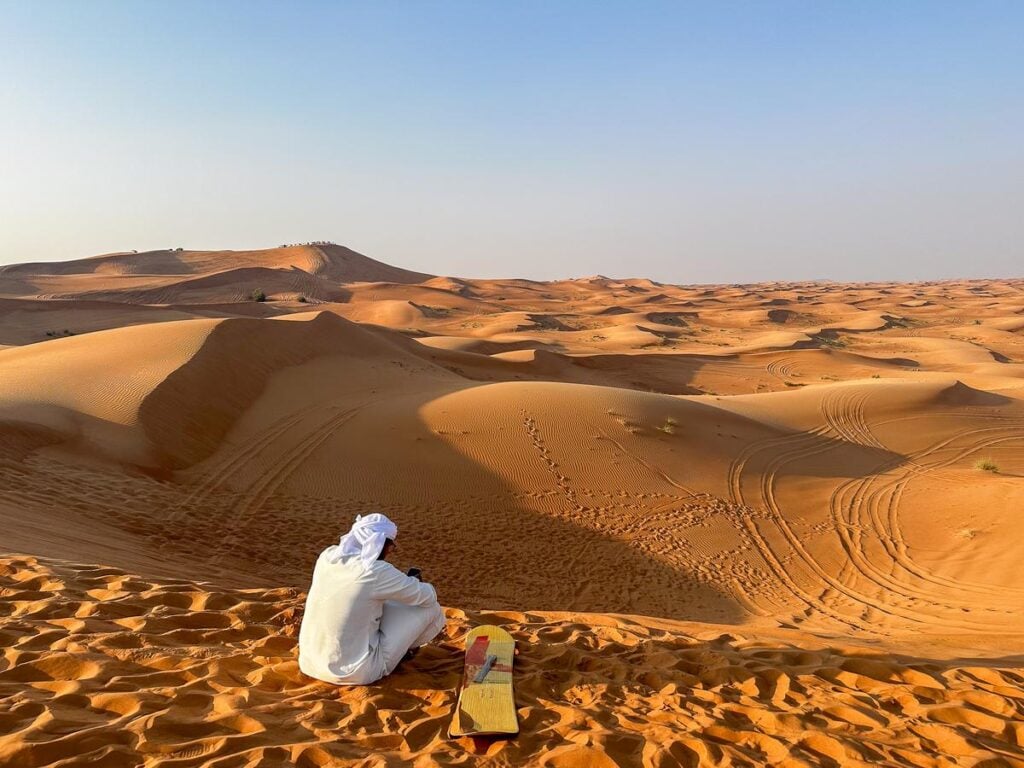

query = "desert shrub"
[251, 289, 267, 302]
[616, 416, 642, 434]
[975, 458, 999, 473]
[297, 295, 308, 303]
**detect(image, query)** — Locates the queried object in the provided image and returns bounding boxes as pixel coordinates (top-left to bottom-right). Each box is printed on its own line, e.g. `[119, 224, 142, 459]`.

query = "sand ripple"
[2, 555, 1022, 767]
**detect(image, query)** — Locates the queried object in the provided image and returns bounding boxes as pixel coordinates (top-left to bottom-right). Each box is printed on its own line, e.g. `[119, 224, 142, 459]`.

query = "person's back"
[298, 514, 445, 686]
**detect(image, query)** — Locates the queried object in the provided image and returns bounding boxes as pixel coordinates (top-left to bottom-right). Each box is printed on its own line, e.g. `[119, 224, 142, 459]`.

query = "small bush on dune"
[297, 295, 308, 303]
[975, 458, 999, 473]
[251, 289, 267, 302]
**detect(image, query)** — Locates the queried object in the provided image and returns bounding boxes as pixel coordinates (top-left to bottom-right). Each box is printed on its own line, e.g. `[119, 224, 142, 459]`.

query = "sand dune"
[1, 247, 1023, 766]
[0, 244, 432, 305]
[2, 555, 1022, 768]
[0, 297, 206, 346]
[0, 244, 430, 283]
[2, 307, 1021, 633]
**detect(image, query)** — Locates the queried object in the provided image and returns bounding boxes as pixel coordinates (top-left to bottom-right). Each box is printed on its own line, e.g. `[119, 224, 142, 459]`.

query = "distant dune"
[0, 243, 432, 282]
[0, 244, 432, 306]
[1, 246, 1023, 766]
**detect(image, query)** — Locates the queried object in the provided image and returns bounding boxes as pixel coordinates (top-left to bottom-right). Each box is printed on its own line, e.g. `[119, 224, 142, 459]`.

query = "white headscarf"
[329, 513, 398, 569]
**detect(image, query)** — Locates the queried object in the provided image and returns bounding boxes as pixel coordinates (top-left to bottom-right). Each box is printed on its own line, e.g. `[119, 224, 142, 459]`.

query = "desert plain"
[0, 244, 1022, 767]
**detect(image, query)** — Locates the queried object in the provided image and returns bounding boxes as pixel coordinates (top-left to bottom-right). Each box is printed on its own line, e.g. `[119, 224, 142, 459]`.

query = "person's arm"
[371, 562, 437, 606]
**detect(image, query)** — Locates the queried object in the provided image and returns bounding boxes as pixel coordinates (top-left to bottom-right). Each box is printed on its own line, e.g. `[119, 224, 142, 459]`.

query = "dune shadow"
[2, 313, 929, 626]
[128, 317, 752, 623]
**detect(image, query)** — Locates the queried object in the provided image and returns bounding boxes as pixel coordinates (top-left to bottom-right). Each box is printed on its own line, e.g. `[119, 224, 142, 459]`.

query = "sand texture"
[1, 246, 1023, 766]
[2, 556, 1022, 767]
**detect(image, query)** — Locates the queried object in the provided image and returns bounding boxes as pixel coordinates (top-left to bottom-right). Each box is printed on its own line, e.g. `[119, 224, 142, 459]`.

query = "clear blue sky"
[2, 1, 1021, 282]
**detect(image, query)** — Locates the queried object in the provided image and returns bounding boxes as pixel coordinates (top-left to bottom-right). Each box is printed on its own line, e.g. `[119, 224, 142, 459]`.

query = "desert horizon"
[1, 242, 1022, 766]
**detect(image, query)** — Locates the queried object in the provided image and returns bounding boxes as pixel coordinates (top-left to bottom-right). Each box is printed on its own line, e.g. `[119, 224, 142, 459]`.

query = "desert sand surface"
[1, 244, 1023, 766]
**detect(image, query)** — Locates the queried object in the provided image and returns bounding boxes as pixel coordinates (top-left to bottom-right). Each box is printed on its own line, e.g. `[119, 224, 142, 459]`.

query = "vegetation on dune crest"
[251, 289, 267, 302]
[819, 334, 847, 349]
[975, 458, 999, 473]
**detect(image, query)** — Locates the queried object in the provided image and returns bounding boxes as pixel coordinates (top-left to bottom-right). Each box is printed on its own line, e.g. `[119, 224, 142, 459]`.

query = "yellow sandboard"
[448, 625, 518, 737]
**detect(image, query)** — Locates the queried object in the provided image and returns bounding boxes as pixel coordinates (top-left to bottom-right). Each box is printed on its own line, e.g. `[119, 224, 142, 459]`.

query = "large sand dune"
[1, 245, 1022, 766]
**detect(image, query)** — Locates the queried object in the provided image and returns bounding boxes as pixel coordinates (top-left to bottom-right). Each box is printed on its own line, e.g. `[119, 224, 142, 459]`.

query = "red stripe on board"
[466, 636, 490, 665]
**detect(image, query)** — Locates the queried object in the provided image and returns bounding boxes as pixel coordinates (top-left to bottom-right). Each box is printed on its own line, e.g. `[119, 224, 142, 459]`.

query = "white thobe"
[298, 546, 445, 685]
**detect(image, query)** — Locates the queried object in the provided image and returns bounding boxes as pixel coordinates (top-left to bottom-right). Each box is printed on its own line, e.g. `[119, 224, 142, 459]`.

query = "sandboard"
[448, 625, 518, 737]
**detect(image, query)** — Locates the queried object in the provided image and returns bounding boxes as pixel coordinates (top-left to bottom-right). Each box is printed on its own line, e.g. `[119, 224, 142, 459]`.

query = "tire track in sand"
[821, 403, 1024, 625]
[745, 391, 1022, 631]
[726, 388, 1015, 632]
[166, 404, 326, 525]
[227, 405, 365, 527]
[832, 423, 1024, 605]
[726, 422, 879, 632]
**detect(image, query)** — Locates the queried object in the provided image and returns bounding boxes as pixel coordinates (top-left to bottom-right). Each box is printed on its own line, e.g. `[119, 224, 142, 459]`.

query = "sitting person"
[298, 513, 445, 685]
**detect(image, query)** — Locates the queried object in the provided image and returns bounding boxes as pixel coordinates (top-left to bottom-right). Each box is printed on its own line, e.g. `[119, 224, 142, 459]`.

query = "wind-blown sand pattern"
[1, 245, 1022, 766]
[3, 557, 1022, 767]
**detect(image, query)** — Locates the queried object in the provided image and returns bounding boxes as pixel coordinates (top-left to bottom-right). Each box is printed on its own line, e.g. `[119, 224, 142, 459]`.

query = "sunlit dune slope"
[1, 308, 1022, 641]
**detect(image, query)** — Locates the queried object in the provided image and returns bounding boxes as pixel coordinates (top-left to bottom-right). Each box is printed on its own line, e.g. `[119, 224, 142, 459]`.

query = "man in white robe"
[298, 513, 446, 685]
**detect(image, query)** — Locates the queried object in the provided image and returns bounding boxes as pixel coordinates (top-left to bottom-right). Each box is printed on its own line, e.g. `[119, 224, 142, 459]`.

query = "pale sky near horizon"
[1, 1, 1021, 283]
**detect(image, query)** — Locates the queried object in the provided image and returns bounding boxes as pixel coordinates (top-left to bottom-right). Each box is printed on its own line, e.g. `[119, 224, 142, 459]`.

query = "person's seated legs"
[378, 599, 446, 675]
